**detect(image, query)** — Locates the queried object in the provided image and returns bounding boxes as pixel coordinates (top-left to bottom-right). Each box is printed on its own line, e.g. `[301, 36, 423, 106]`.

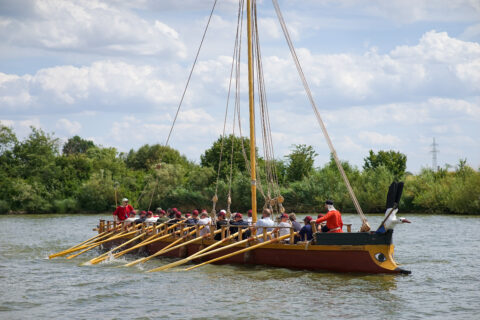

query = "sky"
[0, 0, 479, 173]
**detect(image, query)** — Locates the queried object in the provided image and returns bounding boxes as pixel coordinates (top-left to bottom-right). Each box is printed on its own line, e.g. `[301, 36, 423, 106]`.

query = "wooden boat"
[95, 0, 411, 275]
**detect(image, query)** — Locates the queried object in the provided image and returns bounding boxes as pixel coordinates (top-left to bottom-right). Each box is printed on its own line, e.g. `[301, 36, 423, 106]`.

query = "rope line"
[272, 0, 370, 231]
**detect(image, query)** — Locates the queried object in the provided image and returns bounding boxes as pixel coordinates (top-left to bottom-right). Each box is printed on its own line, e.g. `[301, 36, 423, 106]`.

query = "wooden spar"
[247, 0, 257, 223]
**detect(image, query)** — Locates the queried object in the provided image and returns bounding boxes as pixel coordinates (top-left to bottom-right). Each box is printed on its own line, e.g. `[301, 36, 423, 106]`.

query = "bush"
[53, 198, 78, 213]
[0, 200, 10, 214]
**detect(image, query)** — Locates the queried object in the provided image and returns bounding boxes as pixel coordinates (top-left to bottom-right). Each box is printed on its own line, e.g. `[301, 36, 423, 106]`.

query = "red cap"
[201, 209, 207, 214]
[173, 208, 178, 212]
[280, 213, 288, 219]
[317, 213, 324, 218]
[185, 213, 191, 218]
[234, 213, 242, 219]
[192, 210, 199, 216]
[160, 210, 166, 214]
[247, 209, 252, 215]
[147, 211, 153, 215]
[217, 211, 226, 217]
[141, 210, 146, 215]
[175, 212, 181, 218]
[304, 216, 312, 223]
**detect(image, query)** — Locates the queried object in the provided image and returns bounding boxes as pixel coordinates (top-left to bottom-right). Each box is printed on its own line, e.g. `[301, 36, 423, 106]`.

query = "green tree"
[62, 135, 95, 155]
[285, 144, 317, 181]
[363, 150, 407, 181]
[0, 124, 18, 155]
[200, 135, 252, 181]
[126, 144, 189, 170]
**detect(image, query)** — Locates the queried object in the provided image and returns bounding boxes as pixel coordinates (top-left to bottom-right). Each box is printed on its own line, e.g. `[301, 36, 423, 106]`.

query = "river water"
[0, 213, 479, 319]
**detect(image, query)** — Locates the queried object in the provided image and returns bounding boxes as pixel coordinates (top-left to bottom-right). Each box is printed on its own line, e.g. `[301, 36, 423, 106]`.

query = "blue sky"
[1, 0, 479, 173]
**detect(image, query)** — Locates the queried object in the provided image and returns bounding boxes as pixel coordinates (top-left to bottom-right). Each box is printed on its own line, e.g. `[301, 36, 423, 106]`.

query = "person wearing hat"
[135, 210, 148, 224]
[299, 216, 314, 241]
[229, 213, 249, 240]
[214, 210, 229, 240]
[125, 211, 137, 225]
[145, 211, 158, 224]
[113, 198, 135, 222]
[255, 208, 275, 242]
[156, 210, 169, 225]
[274, 213, 292, 241]
[186, 210, 199, 225]
[197, 211, 212, 237]
[316, 200, 343, 233]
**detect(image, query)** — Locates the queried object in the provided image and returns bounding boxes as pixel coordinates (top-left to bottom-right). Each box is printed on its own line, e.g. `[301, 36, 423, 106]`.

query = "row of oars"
[49, 221, 297, 272]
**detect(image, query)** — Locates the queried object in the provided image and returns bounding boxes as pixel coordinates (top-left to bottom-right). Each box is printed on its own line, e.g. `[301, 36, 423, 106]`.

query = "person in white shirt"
[125, 211, 137, 225]
[197, 211, 212, 237]
[145, 211, 158, 224]
[255, 208, 275, 242]
[275, 213, 292, 240]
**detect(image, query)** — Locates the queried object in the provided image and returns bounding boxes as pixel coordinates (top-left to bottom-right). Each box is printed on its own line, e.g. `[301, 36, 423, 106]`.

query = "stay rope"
[272, 0, 370, 231]
[211, 0, 245, 220]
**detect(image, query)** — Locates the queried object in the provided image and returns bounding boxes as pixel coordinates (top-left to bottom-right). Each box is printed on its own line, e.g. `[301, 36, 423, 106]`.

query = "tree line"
[1, 124, 479, 215]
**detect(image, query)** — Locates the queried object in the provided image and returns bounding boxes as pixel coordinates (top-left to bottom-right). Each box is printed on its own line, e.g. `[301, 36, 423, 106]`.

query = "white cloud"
[0, 0, 186, 57]
[0, 60, 180, 110]
[358, 131, 401, 146]
[56, 118, 82, 135]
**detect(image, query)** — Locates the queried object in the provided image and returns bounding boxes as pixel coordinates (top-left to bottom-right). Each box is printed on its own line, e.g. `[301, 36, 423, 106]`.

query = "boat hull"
[102, 229, 409, 274]
[145, 241, 407, 274]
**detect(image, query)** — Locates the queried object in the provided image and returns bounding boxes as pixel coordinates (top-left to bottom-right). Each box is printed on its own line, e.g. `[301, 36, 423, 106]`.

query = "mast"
[247, 0, 257, 223]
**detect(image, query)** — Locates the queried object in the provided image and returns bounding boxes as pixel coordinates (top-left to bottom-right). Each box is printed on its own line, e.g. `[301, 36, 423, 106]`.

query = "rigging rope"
[272, 0, 370, 231]
[211, 0, 245, 219]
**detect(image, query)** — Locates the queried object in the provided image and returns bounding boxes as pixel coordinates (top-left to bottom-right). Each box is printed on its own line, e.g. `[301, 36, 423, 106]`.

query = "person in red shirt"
[113, 198, 135, 222]
[316, 200, 343, 233]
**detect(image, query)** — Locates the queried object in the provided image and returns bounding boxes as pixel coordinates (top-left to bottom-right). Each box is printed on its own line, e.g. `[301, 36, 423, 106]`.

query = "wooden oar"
[86, 222, 173, 264]
[183, 232, 297, 271]
[88, 231, 150, 265]
[48, 227, 120, 259]
[147, 230, 251, 273]
[138, 229, 222, 269]
[64, 227, 145, 259]
[123, 226, 201, 267]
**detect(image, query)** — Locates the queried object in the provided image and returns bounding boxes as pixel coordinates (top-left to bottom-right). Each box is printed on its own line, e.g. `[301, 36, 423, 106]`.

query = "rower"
[274, 213, 292, 242]
[230, 213, 249, 240]
[214, 210, 228, 240]
[316, 200, 343, 233]
[145, 211, 158, 224]
[186, 210, 199, 225]
[299, 216, 314, 242]
[255, 208, 274, 242]
[197, 211, 211, 236]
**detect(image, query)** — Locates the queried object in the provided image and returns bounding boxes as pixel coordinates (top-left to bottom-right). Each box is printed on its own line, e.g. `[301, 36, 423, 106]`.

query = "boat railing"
[98, 219, 352, 245]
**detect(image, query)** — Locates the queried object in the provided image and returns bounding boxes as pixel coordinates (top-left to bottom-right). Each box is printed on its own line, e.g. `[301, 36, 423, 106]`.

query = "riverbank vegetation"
[1, 125, 479, 214]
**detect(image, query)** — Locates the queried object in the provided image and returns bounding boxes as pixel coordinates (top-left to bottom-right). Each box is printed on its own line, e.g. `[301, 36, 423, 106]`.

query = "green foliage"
[200, 135, 252, 181]
[62, 135, 95, 155]
[363, 150, 407, 181]
[53, 198, 78, 213]
[285, 144, 317, 181]
[126, 144, 189, 170]
[0, 126, 479, 215]
[0, 124, 17, 155]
